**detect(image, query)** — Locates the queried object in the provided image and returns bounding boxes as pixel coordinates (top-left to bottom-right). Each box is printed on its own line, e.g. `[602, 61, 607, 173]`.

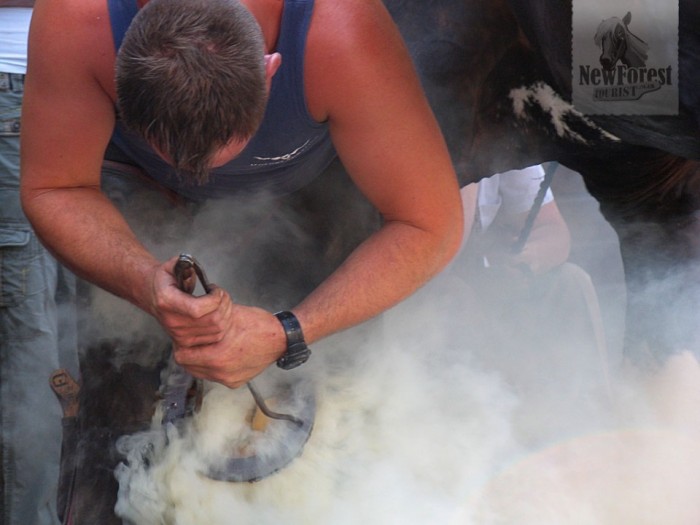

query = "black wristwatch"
[274, 311, 311, 370]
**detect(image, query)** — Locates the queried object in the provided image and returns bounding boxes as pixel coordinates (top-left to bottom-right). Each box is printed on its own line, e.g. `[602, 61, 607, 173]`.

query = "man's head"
[116, 0, 277, 184]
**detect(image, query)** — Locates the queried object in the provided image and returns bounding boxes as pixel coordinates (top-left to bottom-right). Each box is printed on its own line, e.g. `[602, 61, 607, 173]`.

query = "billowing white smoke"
[113, 270, 519, 524]
[108, 189, 700, 524]
[112, 261, 700, 524]
[464, 351, 700, 524]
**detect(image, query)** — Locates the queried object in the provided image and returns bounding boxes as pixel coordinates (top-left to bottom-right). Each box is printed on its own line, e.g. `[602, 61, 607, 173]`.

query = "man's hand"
[150, 257, 286, 388]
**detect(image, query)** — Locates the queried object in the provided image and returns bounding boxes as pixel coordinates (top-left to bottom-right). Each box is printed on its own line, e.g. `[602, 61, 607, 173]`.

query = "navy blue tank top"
[107, 0, 336, 200]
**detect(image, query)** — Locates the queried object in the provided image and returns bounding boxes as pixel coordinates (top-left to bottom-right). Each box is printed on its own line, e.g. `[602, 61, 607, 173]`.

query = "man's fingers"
[173, 351, 252, 389]
[159, 286, 226, 319]
[174, 341, 235, 367]
[171, 330, 225, 348]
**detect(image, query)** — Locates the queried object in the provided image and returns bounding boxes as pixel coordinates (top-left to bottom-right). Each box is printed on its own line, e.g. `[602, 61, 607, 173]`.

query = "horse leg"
[575, 153, 700, 367]
[616, 214, 700, 366]
[66, 338, 165, 525]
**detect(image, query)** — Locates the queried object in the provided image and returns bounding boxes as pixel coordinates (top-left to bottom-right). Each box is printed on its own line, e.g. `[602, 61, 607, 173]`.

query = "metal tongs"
[160, 253, 315, 482]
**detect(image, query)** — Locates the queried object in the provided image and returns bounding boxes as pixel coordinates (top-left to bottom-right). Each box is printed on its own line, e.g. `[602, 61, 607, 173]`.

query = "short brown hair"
[116, 0, 267, 184]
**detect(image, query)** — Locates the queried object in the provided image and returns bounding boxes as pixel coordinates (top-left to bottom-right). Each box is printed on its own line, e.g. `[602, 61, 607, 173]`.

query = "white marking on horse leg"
[509, 82, 621, 143]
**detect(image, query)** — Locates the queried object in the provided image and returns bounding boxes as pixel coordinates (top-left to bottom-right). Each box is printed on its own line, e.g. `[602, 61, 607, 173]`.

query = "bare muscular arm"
[22, 0, 286, 390]
[20, 0, 164, 312]
[287, 0, 467, 341]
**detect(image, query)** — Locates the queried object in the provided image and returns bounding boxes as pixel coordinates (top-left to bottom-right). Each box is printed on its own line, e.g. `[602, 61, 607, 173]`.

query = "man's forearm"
[22, 187, 160, 313]
[292, 218, 463, 345]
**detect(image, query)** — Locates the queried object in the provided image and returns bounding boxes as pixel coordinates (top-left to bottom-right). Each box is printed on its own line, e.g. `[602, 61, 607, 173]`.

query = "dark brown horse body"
[505, 0, 700, 362]
[388, 0, 700, 362]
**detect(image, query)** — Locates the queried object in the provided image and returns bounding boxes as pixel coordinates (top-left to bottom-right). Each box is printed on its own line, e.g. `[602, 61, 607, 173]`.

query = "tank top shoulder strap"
[276, 0, 315, 55]
[268, 0, 317, 125]
[107, 0, 139, 51]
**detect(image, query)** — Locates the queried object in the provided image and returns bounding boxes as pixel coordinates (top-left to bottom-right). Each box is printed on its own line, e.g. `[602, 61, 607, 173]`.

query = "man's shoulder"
[0, 1, 34, 7]
[309, 0, 396, 47]
[34, 0, 106, 15]
[307, 0, 407, 76]
[32, 0, 111, 36]
[32, 0, 114, 42]
[304, 0, 423, 122]
[29, 0, 117, 96]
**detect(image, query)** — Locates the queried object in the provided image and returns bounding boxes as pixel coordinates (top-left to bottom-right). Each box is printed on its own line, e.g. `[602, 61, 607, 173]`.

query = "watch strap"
[274, 311, 311, 370]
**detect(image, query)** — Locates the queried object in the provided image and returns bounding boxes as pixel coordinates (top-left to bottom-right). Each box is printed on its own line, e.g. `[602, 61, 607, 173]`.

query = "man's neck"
[241, 0, 283, 53]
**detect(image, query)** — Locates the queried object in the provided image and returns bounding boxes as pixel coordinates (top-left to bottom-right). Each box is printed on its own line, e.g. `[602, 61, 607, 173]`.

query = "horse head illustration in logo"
[594, 11, 649, 70]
